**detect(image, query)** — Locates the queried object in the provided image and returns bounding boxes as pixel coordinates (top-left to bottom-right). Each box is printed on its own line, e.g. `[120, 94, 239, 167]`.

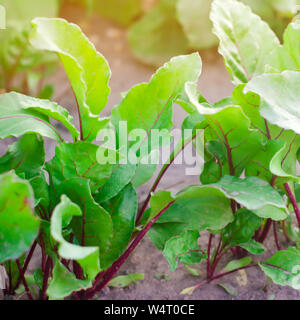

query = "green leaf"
[100, 184, 138, 270]
[30, 18, 111, 141]
[163, 230, 202, 271]
[245, 71, 300, 136]
[46, 142, 112, 194]
[33, 268, 43, 290]
[111, 53, 201, 157]
[107, 273, 144, 288]
[56, 178, 113, 254]
[239, 239, 266, 255]
[222, 209, 262, 248]
[47, 260, 91, 300]
[29, 173, 49, 209]
[96, 0, 142, 26]
[184, 265, 200, 277]
[259, 247, 300, 289]
[128, 0, 189, 66]
[211, 176, 288, 220]
[218, 283, 238, 296]
[0, 134, 44, 179]
[0, 172, 39, 263]
[149, 186, 234, 250]
[0, 92, 78, 141]
[94, 164, 136, 203]
[224, 257, 252, 272]
[176, 0, 218, 49]
[51, 195, 100, 280]
[210, 0, 280, 84]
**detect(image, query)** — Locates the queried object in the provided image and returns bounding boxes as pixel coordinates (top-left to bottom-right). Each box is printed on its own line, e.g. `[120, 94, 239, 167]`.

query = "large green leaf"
[210, 0, 280, 84]
[245, 71, 300, 135]
[211, 175, 287, 220]
[163, 230, 202, 271]
[148, 186, 234, 250]
[0, 92, 78, 141]
[47, 260, 91, 300]
[128, 0, 190, 67]
[176, 0, 218, 49]
[0, 134, 44, 179]
[56, 178, 113, 254]
[259, 247, 300, 290]
[0, 172, 39, 263]
[46, 142, 112, 194]
[30, 18, 111, 141]
[100, 184, 137, 270]
[111, 53, 201, 158]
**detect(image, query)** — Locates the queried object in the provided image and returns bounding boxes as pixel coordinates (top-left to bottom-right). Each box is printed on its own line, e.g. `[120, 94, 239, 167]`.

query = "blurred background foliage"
[0, 0, 299, 94]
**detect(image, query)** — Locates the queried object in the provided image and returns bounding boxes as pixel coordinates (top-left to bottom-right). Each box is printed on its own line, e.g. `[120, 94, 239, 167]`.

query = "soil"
[1, 3, 300, 300]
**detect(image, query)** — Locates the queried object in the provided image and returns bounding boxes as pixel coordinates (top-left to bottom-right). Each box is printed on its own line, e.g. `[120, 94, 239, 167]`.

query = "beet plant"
[0, 16, 202, 300]
[146, 0, 300, 294]
[1, 0, 300, 301]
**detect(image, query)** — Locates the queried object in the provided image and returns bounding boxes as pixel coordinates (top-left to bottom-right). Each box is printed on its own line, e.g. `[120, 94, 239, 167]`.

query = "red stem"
[16, 259, 34, 300]
[206, 234, 213, 278]
[13, 240, 37, 291]
[84, 201, 175, 299]
[42, 257, 52, 300]
[258, 219, 272, 243]
[273, 221, 282, 251]
[284, 183, 300, 228]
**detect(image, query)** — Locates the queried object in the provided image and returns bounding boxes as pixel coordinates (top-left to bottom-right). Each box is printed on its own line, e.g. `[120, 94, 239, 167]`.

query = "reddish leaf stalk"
[42, 257, 52, 300]
[284, 183, 300, 228]
[84, 201, 175, 299]
[16, 259, 34, 300]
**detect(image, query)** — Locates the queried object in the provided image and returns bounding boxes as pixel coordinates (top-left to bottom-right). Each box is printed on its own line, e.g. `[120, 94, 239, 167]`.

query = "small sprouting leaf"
[0, 134, 45, 179]
[154, 273, 170, 280]
[30, 18, 111, 141]
[51, 195, 100, 280]
[46, 142, 112, 194]
[218, 283, 238, 296]
[33, 268, 44, 290]
[100, 184, 138, 270]
[184, 265, 200, 277]
[163, 230, 202, 271]
[211, 0, 280, 84]
[47, 260, 91, 300]
[180, 285, 196, 295]
[224, 257, 252, 273]
[107, 273, 144, 288]
[0, 92, 78, 141]
[0, 172, 39, 263]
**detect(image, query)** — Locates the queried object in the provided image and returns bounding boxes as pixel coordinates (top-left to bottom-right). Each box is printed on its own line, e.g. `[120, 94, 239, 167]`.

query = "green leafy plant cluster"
[129, 0, 300, 66]
[1, 0, 300, 300]
[0, 0, 60, 97]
